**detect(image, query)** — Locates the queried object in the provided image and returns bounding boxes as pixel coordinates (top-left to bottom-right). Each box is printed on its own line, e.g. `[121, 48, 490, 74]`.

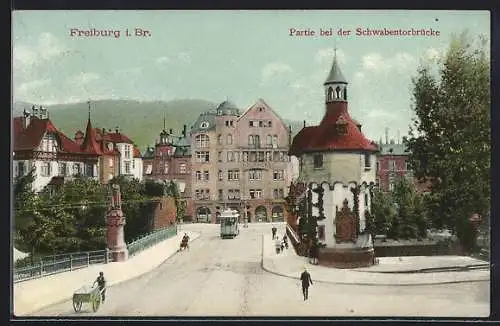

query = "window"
[195, 189, 210, 200]
[73, 163, 81, 176]
[273, 170, 284, 180]
[404, 161, 410, 171]
[196, 151, 210, 163]
[179, 163, 187, 174]
[228, 189, 241, 200]
[228, 169, 239, 181]
[41, 162, 51, 177]
[267, 135, 272, 145]
[109, 158, 113, 167]
[259, 121, 264, 127]
[248, 169, 262, 180]
[279, 152, 285, 162]
[124, 145, 131, 159]
[248, 135, 260, 148]
[389, 182, 395, 192]
[364, 154, 371, 169]
[58, 162, 67, 176]
[196, 134, 210, 148]
[164, 163, 169, 174]
[204, 171, 209, 181]
[17, 161, 25, 177]
[218, 151, 223, 162]
[146, 164, 153, 174]
[227, 151, 235, 162]
[272, 135, 278, 147]
[248, 135, 254, 146]
[242, 152, 248, 162]
[217, 134, 222, 145]
[85, 164, 94, 177]
[125, 161, 131, 174]
[249, 152, 257, 162]
[249, 121, 254, 127]
[268, 121, 272, 127]
[218, 170, 223, 181]
[218, 189, 223, 200]
[196, 171, 202, 181]
[226, 134, 233, 145]
[258, 152, 265, 162]
[249, 189, 263, 199]
[376, 162, 380, 171]
[313, 154, 323, 169]
[225, 121, 230, 127]
[389, 160, 396, 171]
[266, 151, 272, 162]
[273, 188, 284, 199]
[132, 159, 136, 169]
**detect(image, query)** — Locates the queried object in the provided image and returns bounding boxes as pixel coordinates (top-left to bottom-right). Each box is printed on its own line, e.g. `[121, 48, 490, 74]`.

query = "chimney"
[182, 124, 187, 137]
[397, 129, 401, 144]
[23, 108, 31, 129]
[115, 126, 119, 133]
[102, 128, 106, 135]
[169, 128, 173, 134]
[303, 120, 306, 128]
[385, 127, 389, 144]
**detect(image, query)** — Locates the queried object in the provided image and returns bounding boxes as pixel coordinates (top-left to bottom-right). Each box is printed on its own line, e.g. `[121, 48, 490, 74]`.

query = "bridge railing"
[14, 249, 111, 283]
[127, 225, 178, 257]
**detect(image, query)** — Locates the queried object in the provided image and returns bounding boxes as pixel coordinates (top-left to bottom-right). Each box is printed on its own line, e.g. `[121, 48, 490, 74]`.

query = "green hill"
[13, 99, 304, 150]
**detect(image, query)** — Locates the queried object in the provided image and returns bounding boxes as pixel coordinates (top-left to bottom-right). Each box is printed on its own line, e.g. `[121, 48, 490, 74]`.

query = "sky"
[12, 10, 490, 142]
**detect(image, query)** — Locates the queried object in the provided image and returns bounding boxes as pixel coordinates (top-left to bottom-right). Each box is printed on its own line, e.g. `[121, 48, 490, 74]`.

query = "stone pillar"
[106, 184, 128, 262]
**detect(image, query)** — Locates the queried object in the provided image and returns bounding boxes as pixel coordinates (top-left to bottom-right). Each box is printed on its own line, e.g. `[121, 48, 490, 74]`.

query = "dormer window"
[335, 116, 348, 136]
[200, 121, 210, 129]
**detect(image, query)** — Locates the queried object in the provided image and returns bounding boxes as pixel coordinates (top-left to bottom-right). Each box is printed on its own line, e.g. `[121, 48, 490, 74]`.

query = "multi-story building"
[13, 106, 99, 192]
[76, 126, 143, 182]
[191, 99, 294, 223]
[142, 124, 193, 218]
[376, 135, 430, 193]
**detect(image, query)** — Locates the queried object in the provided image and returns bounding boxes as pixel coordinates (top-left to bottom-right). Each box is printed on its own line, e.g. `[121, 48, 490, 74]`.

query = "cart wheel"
[92, 296, 101, 312]
[73, 300, 82, 313]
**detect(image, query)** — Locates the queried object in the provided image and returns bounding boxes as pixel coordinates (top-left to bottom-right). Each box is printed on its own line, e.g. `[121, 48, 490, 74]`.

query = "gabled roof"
[13, 116, 96, 155]
[81, 119, 102, 155]
[237, 98, 288, 130]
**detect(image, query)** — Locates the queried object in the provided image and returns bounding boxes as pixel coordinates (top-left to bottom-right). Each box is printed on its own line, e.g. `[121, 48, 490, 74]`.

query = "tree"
[391, 177, 428, 239]
[166, 181, 184, 221]
[407, 32, 490, 252]
[371, 188, 396, 237]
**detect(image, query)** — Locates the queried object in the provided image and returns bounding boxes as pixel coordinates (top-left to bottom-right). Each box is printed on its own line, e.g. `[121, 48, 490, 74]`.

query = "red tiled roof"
[133, 146, 141, 158]
[289, 102, 377, 155]
[13, 116, 96, 155]
[102, 132, 133, 144]
[81, 119, 102, 155]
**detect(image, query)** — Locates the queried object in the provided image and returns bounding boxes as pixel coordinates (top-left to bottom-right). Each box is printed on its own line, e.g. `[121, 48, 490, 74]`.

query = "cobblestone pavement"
[33, 224, 490, 317]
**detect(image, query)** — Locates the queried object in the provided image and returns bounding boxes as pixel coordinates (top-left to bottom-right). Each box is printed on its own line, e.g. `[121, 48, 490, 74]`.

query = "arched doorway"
[272, 206, 284, 222]
[196, 207, 211, 223]
[255, 206, 267, 222]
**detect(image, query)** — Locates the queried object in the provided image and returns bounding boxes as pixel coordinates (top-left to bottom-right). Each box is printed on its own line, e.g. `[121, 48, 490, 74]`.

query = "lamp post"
[242, 197, 249, 228]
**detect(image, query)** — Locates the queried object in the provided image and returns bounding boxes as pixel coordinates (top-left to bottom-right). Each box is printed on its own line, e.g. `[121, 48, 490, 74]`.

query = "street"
[34, 223, 489, 317]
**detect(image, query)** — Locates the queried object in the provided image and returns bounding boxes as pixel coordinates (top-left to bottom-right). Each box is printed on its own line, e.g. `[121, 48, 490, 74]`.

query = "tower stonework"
[106, 184, 129, 262]
[289, 52, 378, 268]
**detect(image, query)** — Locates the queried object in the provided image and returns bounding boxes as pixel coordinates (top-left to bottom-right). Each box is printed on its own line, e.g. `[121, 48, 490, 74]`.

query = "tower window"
[335, 86, 341, 99]
[364, 154, 371, 169]
[343, 88, 347, 100]
[313, 154, 323, 169]
[328, 87, 334, 101]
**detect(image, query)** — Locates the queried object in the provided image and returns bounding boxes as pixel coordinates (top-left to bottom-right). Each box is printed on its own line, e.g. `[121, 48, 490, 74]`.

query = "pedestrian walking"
[300, 267, 313, 301]
[272, 226, 277, 239]
[275, 237, 282, 254]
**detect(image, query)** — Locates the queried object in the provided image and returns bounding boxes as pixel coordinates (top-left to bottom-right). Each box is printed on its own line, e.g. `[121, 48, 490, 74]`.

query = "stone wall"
[374, 241, 463, 257]
[153, 197, 177, 230]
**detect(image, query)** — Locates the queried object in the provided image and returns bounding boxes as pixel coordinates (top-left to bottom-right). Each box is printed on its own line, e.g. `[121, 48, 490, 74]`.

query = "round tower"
[289, 51, 378, 268]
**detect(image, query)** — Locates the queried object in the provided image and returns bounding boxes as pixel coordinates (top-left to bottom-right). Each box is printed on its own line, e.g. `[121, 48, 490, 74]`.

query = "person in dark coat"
[272, 226, 277, 239]
[300, 267, 313, 300]
[93, 271, 106, 302]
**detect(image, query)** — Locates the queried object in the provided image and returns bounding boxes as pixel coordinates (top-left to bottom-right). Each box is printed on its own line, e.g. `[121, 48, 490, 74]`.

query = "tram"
[220, 208, 240, 239]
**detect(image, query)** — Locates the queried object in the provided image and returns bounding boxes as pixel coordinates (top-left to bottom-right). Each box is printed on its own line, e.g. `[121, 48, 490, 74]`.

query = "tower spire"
[87, 99, 91, 120]
[163, 113, 166, 131]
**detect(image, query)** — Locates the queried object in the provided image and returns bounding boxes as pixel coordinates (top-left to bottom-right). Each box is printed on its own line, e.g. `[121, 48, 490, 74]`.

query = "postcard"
[12, 10, 491, 318]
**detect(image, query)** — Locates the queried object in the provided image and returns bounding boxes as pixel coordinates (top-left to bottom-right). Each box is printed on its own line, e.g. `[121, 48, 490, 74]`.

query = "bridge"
[14, 223, 489, 318]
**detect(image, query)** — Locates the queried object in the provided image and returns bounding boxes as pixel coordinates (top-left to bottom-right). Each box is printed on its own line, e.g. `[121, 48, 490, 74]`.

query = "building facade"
[142, 125, 194, 219]
[191, 99, 294, 223]
[13, 106, 99, 192]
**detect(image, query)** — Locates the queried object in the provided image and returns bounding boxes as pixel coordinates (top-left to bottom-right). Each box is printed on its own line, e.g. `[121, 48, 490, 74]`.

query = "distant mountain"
[13, 99, 303, 150]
